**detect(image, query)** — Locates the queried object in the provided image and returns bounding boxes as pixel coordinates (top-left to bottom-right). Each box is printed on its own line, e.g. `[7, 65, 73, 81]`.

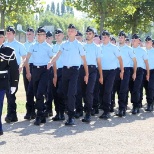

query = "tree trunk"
[0, 11, 5, 29]
[100, 13, 104, 35]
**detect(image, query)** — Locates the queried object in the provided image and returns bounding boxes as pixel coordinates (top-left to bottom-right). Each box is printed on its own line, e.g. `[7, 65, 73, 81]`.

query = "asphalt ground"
[0, 102, 154, 154]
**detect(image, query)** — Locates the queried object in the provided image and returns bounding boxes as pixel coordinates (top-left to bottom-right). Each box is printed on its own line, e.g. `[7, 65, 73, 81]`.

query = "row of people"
[0, 24, 154, 135]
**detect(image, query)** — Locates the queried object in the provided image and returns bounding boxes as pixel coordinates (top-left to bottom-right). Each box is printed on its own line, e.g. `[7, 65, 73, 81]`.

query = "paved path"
[0, 105, 154, 154]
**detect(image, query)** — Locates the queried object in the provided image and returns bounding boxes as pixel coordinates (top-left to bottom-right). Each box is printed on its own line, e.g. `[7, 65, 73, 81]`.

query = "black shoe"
[82, 114, 91, 123]
[99, 112, 110, 120]
[52, 114, 60, 121]
[116, 110, 126, 117]
[74, 112, 83, 119]
[34, 117, 46, 126]
[24, 113, 31, 120]
[5, 115, 18, 123]
[31, 112, 36, 119]
[60, 114, 65, 120]
[110, 107, 114, 113]
[0, 131, 3, 136]
[95, 108, 99, 114]
[145, 104, 153, 112]
[65, 118, 75, 126]
[49, 110, 53, 117]
[132, 107, 140, 114]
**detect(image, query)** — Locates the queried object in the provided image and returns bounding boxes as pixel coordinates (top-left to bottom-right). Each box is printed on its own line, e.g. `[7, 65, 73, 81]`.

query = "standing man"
[99, 30, 124, 119]
[46, 31, 53, 45]
[116, 31, 137, 117]
[22, 27, 57, 126]
[23, 27, 36, 120]
[4, 26, 28, 123]
[75, 30, 83, 42]
[47, 24, 89, 126]
[52, 28, 65, 121]
[81, 26, 103, 123]
[0, 29, 19, 135]
[144, 36, 154, 111]
[130, 34, 149, 114]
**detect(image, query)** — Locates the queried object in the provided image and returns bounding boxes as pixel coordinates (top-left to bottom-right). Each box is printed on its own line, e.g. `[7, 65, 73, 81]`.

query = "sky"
[45, 0, 84, 18]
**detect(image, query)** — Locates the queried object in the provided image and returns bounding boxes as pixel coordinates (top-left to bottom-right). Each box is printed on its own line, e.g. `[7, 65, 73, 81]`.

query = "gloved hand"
[11, 87, 16, 94]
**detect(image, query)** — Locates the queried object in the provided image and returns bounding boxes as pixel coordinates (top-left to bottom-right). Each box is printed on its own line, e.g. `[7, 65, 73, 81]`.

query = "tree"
[0, 0, 44, 28]
[56, 3, 60, 16]
[46, 4, 50, 12]
[51, 2, 55, 14]
[61, 0, 66, 15]
[66, 0, 154, 34]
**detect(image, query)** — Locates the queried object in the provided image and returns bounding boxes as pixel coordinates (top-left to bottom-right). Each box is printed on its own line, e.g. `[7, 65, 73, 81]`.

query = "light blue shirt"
[24, 41, 35, 64]
[60, 39, 85, 67]
[133, 46, 148, 69]
[53, 43, 63, 69]
[146, 47, 154, 70]
[4, 39, 26, 65]
[29, 41, 53, 66]
[119, 44, 135, 67]
[101, 43, 120, 70]
[84, 42, 101, 66]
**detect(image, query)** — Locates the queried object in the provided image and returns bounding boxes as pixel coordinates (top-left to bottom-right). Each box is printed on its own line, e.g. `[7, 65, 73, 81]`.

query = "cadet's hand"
[146, 74, 150, 81]
[99, 77, 103, 84]
[26, 73, 31, 81]
[47, 62, 53, 70]
[120, 71, 124, 80]
[19, 66, 23, 74]
[53, 76, 57, 87]
[11, 87, 16, 94]
[132, 73, 136, 81]
[84, 75, 88, 84]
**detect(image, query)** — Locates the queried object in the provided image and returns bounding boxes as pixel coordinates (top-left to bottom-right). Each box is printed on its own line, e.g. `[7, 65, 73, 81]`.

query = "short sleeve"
[19, 43, 26, 56]
[129, 48, 135, 59]
[29, 44, 34, 53]
[48, 45, 53, 57]
[143, 50, 148, 60]
[96, 46, 102, 58]
[79, 43, 85, 56]
[114, 46, 121, 57]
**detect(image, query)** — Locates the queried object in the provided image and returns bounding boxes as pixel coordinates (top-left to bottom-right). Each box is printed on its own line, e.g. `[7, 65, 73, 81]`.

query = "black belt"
[63, 66, 79, 69]
[103, 69, 116, 71]
[33, 65, 47, 69]
[137, 67, 143, 70]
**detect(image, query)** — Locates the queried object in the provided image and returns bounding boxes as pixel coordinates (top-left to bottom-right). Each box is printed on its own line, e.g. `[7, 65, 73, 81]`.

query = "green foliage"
[51, 2, 55, 14]
[66, 0, 154, 34]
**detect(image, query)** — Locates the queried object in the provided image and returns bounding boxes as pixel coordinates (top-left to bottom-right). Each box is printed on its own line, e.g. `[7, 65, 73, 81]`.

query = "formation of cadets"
[0, 23, 154, 135]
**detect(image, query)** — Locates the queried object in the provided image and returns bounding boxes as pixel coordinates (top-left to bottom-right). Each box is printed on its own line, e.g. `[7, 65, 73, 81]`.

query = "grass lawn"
[3, 74, 26, 114]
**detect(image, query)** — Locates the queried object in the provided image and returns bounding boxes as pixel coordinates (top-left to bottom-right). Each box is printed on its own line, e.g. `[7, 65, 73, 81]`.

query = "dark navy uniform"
[4, 26, 26, 123]
[0, 29, 19, 135]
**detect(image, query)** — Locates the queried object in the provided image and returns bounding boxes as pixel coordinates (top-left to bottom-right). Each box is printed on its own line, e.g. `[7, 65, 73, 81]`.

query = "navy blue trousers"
[100, 69, 116, 113]
[0, 90, 5, 131]
[32, 67, 49, 116]
[130, 67, 144, 108]
[62, 66, 79, 117]
[23, 64, 35, 113]
[53, 68, 65, 114]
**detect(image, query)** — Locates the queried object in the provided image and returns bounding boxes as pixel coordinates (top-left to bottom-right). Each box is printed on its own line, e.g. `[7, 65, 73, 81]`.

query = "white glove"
[11, 87, 16, 94]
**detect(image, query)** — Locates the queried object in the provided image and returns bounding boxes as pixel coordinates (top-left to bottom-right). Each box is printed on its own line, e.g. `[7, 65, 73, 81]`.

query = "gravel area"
[0, 104, 154, 154]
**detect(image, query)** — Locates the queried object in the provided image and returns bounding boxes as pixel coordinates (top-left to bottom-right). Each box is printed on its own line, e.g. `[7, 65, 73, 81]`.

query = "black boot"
[65, 117, 75, 126]
[82, 114, 91, 123]
[74, 111, 83, 119]
[145, 104, 153, 112]
[116, 109, 126, 117]
[5, 113, 18, 123]
[34, 116, 46, 126]
[132, 107, 140, 114]
[99, 112, 110, 120]
[52, 114, 60, 121]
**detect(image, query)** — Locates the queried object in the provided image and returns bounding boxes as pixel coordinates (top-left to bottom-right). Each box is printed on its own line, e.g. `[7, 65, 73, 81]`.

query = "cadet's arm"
[47, 51, 62, 69]
[81, 55, 89, 84]
[144, 59, 150, 81]
[117, 56, 124, 80]
[132, 57, 137, 80]
[97, 58, 103, 84]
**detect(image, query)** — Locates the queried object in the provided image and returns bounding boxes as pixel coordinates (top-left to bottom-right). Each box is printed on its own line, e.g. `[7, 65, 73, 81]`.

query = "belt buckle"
[37, 66, 40, 68]
[67, 66, 70, 69]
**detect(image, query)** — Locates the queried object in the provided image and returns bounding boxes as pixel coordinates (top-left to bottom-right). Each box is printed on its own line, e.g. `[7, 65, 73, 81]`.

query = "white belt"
[0, 70, 8, 74]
